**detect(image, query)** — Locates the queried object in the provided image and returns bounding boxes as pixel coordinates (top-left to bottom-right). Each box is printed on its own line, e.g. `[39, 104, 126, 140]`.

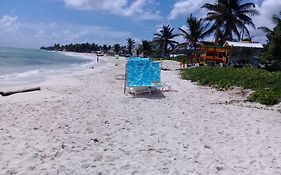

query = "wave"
[1, 69, 40, 80]
[0, 60, 99, 86]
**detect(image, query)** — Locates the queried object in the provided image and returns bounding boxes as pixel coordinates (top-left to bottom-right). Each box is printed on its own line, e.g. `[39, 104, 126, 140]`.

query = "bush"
[264, 61, 281, 72]
[248, 89, 281, 105]
[181, 67, 281, 105]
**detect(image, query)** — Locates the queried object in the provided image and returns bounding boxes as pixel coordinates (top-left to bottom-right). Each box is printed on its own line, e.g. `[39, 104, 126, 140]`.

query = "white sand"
[0, 54, 281, 175]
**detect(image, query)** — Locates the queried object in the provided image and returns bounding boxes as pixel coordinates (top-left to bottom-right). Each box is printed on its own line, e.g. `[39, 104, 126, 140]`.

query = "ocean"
[0, 47, 96, 86]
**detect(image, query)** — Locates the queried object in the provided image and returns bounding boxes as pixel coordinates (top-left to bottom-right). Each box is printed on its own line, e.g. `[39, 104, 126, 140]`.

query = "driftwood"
[0, 87, 41, 96]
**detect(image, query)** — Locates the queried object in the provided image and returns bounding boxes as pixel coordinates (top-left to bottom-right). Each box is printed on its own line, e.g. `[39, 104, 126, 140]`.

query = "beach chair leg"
[168, 85, 172, 91]
[148, 87, 152, 94]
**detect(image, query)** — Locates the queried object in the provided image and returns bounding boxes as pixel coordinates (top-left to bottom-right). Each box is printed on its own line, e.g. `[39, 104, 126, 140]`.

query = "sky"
[0, 0, 280, 48]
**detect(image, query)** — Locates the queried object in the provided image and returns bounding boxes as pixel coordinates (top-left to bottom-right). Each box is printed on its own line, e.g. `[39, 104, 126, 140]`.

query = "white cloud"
[0, 15, 19, 32]
[168, 0, 281, 44]
[252, 0, 281, 30]
[63, 0, 127, 10]
[63, 0, 162, 20]
[179, 25, 187, 31]
[0, 15, 131, 48]
[251, 0, 281, 43]
[168, 0, 212, 20]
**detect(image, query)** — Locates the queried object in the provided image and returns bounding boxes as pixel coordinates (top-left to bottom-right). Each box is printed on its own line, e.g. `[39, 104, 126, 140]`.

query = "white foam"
[0, 51, 103, 86]
[0, 60, 101, 86]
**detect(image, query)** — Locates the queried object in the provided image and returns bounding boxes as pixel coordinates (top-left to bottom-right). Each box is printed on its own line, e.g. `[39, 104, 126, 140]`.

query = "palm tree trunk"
[164, 43, 168, 58]
[195, 47, 199, 63]
[213, 43, 217, 63]
[213, 27, 219, 63]
[194, 42, 198, 63]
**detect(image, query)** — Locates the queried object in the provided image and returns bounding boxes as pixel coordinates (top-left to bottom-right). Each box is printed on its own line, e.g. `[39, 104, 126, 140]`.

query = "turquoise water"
[127, 57, 161, 87]
[0, 47, 96, 86]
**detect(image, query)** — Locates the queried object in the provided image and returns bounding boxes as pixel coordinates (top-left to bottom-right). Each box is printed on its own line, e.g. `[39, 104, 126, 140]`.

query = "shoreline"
[0, 56, 281, 174]
[60, 51, 98, 61]
[0, 51, 104, 89]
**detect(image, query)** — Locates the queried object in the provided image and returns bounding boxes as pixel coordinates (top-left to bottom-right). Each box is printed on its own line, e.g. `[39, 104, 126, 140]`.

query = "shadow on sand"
[129, 92, 166, 99]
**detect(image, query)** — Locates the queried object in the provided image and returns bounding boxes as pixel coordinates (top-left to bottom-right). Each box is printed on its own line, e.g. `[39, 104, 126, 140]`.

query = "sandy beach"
[0, 53, 281, 175]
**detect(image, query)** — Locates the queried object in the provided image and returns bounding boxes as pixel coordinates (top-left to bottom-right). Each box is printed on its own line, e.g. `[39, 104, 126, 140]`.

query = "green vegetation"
[178, 14, 212, 63]
[126, 38, 135, 56]
[181, 67, 281, 105]
[113, 44, 121, 54]
[40, 43, 108, 53]
[259, 11, 281, 71]
[137, 40, 153, 57]
[201, 0, 258, 62]
[202, 0, 258, 45]
[154, 25, 179, 57]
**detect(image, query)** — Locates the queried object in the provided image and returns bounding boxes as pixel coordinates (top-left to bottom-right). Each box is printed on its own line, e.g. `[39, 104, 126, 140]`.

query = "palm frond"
[258, 26, 273, 34]
[202, 3, 218, 11]
[272, 14, 281, 25]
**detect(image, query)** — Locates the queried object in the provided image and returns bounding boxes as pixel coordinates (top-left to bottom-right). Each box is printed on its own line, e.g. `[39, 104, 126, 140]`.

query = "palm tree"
[102, 44, 108, 53]
[202, 0, 258, 62]
[138, 40, 153, 57]
[202, 0, 258, 43]
[127, 38, 135, 56]
[258, 11, 281, 40]
[259, 11, 281, 61]
[178, 14, 212, 62]
[154, 25, 179, 57]
[114, 44, 121, 54]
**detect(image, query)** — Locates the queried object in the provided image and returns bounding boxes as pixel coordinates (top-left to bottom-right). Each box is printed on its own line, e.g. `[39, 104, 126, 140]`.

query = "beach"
[0, 53, 281, 175]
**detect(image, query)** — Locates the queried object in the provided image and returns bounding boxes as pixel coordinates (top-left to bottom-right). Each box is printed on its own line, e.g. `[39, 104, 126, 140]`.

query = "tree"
[114, 44, 121, 54]
[202, 0, 258, 62]
[178, 14, 212, 62]
[127, 38, 135, 56]
[202, 0, 258, 44]
[40, 42, 107, 53]
[259, 11, 281, 63]
[259, 12, 281, 41]
[138, 40, 153, 57]
[54, 43, 61, 50]
[102, 44, 108, 53]
[154, 25, 179, 57]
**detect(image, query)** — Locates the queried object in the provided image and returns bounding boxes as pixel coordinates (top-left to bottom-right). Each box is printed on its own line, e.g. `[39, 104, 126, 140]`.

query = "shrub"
[264, 61, 281, 72]
[248, 89, 281, 105]
[181, 67, 281, 105]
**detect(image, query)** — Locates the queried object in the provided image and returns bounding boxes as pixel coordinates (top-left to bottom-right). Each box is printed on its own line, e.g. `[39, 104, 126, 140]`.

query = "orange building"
[199, 42, 230, 64]
[198, 41, 264, 65]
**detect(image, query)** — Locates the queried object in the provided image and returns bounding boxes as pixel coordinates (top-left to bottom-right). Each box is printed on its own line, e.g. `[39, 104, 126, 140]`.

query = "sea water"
[0, 47, 96, 86]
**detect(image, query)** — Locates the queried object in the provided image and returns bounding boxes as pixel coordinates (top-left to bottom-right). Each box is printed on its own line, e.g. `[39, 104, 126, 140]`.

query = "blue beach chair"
[125, 57, 161, 95]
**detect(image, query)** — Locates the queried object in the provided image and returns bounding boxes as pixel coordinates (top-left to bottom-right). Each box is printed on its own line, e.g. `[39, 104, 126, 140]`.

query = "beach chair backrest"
[126, 57, 161, 87]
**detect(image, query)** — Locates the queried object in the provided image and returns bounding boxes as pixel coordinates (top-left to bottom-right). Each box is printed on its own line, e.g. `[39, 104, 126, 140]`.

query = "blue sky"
[0, 0, 280, 48]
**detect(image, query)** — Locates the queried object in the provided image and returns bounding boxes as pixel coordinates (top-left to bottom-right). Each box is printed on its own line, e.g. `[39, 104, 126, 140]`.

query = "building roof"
[224, 41, 263, 49]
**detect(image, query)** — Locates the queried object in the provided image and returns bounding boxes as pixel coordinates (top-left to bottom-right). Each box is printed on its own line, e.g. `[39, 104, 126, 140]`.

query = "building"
[198, 41, 263, 65]
[223, 41, 263, 61]
[199, 41, 230, 64]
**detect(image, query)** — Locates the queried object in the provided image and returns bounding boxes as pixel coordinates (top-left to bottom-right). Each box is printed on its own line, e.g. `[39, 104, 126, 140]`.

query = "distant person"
[180, 58, 185, 68]
[96, 56, 99, 63]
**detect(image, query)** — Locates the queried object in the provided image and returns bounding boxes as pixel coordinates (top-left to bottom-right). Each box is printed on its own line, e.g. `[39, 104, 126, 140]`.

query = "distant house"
[96, 51, 104, 56]
[199, 41, 230, 64]
[170, 47, 194, 58]
[198, 41, 263, 65]
[223, 41, 263, 61]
